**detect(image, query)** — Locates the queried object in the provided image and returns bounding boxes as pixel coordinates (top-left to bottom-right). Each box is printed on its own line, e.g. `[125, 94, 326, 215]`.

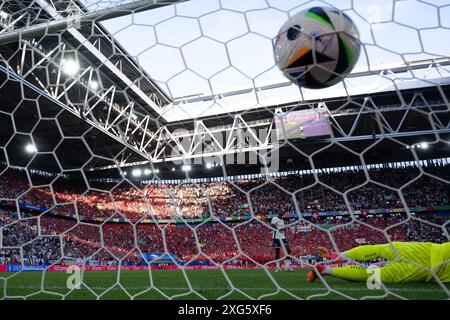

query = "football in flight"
[274, 6, 361, 89]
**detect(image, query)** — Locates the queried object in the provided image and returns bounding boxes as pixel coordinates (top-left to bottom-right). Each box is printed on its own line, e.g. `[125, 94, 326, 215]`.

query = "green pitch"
[1, 269, 449, 300]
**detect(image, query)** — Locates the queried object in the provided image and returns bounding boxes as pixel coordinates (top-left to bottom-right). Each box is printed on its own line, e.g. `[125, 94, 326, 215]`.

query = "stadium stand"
[1, 165, 449, 267]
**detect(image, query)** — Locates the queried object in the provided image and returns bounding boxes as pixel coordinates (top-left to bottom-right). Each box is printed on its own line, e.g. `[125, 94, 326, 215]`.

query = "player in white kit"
[271, 210, 293, 272]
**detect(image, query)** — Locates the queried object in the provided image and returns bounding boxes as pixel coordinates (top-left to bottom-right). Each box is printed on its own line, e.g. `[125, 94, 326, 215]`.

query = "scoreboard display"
[274, 107, 331, 141]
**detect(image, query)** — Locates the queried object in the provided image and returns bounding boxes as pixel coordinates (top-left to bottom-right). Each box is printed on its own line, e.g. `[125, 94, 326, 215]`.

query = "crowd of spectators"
[0, 208, 448, 266]
[0, 164, 449, 266]
[0, 165, 449, 221]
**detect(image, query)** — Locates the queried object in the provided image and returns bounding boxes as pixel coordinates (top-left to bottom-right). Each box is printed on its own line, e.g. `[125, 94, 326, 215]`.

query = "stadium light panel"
[182, 165, 191, 172]
[25, 143, 37, 153]
[132, 169, 142, 177]
[0, 11, 8, 20]
[171, 168, 175, 172]
[89, 80, 99, 90]
[206, 163, 213, 169]
[144, 169, 151, 175]
[420, 142, 428, 149]
[61, 59, 79, 76]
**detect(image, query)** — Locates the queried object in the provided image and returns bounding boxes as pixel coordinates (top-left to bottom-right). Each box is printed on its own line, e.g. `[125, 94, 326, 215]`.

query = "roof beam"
[172, 57, 450, 104]
[0, 0, 188, 45]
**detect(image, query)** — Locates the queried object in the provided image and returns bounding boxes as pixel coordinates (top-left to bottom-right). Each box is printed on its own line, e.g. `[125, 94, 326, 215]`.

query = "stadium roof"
[95, 0, 450, 122]
[0, 0, 449, 178]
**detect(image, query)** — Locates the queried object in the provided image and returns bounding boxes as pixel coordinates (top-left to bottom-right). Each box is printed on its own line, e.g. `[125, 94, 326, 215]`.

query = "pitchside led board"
[274, 107, 332, 141]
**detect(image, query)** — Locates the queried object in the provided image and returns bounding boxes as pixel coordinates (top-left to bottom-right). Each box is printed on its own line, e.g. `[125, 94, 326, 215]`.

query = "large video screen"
[274, 107, 331, 141]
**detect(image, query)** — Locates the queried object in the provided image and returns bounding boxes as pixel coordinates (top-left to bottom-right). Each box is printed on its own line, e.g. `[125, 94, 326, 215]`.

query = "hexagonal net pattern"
[0, 0, 449, 300]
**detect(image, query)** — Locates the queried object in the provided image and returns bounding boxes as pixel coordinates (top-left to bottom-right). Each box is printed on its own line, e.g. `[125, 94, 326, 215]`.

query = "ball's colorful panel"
[274, 6, 361, 89]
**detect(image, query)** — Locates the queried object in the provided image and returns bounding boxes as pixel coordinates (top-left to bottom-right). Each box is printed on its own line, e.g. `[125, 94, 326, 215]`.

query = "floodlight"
[61, 59, 79, 76]
[25, 144, 37, 153]
[132, 169, 142, 177]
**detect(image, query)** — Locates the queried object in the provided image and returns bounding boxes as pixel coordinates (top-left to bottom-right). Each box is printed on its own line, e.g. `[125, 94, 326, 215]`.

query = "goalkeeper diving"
[307, 242, 450, 283]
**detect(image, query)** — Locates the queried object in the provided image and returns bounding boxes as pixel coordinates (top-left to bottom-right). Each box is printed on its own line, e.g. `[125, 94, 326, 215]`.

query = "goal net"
[0, 0, 449, 300]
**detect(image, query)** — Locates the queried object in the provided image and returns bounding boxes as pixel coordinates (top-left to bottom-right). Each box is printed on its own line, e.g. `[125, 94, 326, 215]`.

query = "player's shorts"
[273, 238, 289, 248]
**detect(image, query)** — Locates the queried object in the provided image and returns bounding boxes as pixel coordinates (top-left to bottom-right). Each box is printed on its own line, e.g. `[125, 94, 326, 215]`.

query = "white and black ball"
[274, 7, 361, 89]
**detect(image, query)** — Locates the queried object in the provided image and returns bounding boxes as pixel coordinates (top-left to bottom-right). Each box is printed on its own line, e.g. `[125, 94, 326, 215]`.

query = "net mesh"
[0, 0, 449, 300]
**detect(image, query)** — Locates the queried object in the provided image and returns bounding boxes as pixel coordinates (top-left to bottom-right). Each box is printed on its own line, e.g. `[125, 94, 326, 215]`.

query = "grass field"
[1, 269, 449, 300]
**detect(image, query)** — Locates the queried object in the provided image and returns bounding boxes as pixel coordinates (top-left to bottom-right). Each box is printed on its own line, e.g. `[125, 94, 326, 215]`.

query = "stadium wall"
[0, 264, 289, 272]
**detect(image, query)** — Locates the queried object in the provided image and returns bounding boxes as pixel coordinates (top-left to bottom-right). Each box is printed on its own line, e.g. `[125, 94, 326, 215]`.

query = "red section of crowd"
[1, 208, 448, 265]
[0, 165, 449, 221]
[0, 165, 449, 266]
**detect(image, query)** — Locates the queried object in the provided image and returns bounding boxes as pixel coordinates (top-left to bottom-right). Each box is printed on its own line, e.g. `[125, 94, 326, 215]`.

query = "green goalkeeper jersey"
[344, 242, 450, 283]
[374, 242, 450, 283]
[429, 242, 450, 282]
